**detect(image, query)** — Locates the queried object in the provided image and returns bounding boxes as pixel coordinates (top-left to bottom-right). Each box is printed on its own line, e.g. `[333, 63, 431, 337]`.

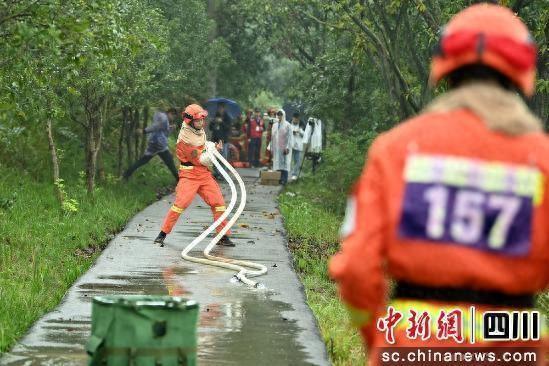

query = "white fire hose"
[180, 144, 268, 287]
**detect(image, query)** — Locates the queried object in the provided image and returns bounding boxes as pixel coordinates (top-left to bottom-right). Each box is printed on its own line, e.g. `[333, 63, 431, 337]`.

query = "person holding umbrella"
[216, 102, 232, 160]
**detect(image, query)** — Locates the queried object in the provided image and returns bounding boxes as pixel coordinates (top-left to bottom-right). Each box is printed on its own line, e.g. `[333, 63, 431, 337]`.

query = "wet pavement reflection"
[198, 292, 313, 365]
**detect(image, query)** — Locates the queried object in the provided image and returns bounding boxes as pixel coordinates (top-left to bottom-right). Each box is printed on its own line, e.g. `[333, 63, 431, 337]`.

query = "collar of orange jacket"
[425, 81, 541, 136]
[177, 124, 206, 147]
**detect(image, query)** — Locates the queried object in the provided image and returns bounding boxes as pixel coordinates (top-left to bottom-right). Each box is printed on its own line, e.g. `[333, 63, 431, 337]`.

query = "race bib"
[398, 154, 543, 256]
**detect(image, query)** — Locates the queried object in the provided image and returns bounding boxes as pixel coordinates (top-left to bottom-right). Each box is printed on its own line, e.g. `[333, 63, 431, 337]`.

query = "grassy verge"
[0, 160, 173, 353]
[278, 179, 365, 366]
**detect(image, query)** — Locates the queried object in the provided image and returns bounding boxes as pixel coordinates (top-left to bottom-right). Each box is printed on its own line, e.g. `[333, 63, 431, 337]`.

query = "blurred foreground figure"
[329, 4, 547, 365]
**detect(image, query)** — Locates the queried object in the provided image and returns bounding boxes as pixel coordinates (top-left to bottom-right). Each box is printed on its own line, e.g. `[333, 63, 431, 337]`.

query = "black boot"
[154, 231, 167, 247]
[217, 235, 235, 247]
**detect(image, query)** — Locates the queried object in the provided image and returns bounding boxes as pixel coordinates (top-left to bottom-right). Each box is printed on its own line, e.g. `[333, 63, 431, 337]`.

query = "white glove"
[200, 144, 216, 167]
[205, 141, 216, 154]
[199, 151, 213, 167]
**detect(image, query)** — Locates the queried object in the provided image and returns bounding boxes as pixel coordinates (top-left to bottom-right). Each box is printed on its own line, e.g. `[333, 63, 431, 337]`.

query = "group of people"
[121, 101, 323, 187]
[208, 104, 323, 185]
[267, 110, 303, 185]
[269, 111, 323, 184]
[240, 108, 323, 185]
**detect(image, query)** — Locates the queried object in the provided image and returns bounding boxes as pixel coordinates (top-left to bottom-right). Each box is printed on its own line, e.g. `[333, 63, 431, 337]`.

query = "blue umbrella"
[204, 98, 241, 121]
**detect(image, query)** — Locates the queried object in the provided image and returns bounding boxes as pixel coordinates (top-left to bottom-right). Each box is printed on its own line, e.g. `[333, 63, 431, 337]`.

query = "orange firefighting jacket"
[329, 83, 549, 344]
[176, 125, 209, 173]
[176, 142, 205, 167]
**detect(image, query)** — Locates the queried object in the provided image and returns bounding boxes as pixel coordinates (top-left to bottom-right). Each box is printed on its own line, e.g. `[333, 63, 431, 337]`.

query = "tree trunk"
[133, 107, 140, 160]
[86, 120, 96, 196]
[97, 147, 105, 182]
[529, 61, 548, 127]
[207, 0, 218, 96]
[86, 114, 103, 196]
[531, 93, 548, 130]
[96, 98, 108, 182]
[46, 119, 64, 208]
[125, 106, 134, 167]
[95, 109, 104, 177]
[342, 3, 419, 117]
[344, 62, 357, 130]
[118, 107, 127, 177]
[84, 95, 104, 197]
[141, 106, 149, 155]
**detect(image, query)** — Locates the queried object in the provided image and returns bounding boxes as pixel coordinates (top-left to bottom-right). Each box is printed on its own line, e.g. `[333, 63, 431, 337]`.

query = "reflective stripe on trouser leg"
[160, 176, 199, 234]
[197, 174, 231, 235]
[171, 205, 184, 214]
[161, 206, 184, 234]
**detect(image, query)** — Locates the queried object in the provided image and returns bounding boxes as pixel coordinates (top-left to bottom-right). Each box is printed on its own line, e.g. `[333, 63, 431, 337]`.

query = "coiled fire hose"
[180, 144, 268, 287]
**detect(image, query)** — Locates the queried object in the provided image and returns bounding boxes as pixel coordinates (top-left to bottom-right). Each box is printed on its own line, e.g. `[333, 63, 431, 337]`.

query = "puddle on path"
[198, 291, 313, 366]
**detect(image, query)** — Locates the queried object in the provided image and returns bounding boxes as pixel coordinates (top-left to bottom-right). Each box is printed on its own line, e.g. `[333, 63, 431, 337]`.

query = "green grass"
[0, 160, 173, 353]
[278, 179, 366, 366]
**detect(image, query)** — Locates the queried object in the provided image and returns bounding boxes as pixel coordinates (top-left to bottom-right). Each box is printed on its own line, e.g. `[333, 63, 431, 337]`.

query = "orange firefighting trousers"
[161, 165, 231, 235]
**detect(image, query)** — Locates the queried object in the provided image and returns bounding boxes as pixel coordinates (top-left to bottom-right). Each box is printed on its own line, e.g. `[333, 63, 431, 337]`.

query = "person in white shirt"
[290, 112, 305, 181]
[303, 117, 323, 173]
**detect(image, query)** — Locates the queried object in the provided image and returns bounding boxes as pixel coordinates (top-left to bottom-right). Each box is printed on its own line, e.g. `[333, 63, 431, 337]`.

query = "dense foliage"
[1, 0, 546, 199]
[237, 0, 546, 122]
[221, 0, 547, 201]
[0, 0, 232, 195]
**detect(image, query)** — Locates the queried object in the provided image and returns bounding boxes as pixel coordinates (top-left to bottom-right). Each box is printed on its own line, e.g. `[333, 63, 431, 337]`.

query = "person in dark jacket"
[123, 108, 178, 182]
[209, 112, 230, 179]
[217, 103, 232, 160]
[210, 112, 229, 145]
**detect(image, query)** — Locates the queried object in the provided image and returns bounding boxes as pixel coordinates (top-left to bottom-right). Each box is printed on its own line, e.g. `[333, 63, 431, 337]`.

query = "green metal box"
[86, 295, 198, 366]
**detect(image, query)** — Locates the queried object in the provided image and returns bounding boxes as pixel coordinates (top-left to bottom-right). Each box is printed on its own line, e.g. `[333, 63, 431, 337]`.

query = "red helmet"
[182, 104, 208, 124]
[430, 4, 537, 96]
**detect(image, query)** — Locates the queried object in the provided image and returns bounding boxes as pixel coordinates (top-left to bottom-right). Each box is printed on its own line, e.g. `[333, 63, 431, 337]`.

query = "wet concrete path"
[1, 169, 329, 366]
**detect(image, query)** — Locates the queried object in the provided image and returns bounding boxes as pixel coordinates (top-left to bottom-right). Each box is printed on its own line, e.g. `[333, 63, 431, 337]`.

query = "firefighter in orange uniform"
[154, 104, 234, 247]
[329, 4, 547, 365]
